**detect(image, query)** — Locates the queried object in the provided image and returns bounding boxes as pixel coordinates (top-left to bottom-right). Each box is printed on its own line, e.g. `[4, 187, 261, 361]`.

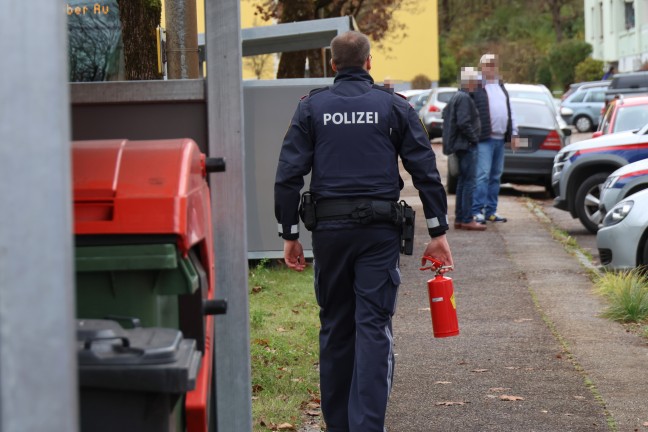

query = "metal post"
[204, 0, 252, 430]
[165, 0, 200, 79]
[0, 1, 77, 431]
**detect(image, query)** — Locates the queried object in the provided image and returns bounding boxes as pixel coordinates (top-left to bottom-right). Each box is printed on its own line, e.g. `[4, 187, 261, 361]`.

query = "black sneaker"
[486, 214, 507, 222]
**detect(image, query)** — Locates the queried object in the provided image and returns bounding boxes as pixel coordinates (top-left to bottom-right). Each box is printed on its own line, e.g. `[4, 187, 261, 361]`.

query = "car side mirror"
[562, 127, 572, 137]
[592, 131, 603, 138]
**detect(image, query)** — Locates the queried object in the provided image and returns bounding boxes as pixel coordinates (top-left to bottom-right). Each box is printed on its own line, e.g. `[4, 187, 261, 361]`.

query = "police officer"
[274, 31, 453, 432]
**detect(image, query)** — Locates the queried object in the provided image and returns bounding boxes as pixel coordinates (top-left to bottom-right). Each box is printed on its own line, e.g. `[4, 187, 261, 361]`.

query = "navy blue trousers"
[312, 223, 401, 432]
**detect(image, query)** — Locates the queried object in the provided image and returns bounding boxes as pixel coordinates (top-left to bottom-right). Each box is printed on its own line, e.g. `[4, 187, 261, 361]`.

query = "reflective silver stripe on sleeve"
[277, 223, 300, 235]
[426, 217, 440, 228]
[426, 215, 448, 228]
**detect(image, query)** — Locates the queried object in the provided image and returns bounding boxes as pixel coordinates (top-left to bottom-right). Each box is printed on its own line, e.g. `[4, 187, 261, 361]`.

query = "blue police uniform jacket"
[274, 67, 448, 240]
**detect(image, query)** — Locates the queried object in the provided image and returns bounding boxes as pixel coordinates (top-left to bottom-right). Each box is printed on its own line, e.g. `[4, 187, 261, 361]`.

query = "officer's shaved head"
[331, 31, 371, 70]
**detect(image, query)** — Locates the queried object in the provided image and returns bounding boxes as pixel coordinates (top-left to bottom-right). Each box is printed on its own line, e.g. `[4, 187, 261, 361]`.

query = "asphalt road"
[384, 133, 648, 432]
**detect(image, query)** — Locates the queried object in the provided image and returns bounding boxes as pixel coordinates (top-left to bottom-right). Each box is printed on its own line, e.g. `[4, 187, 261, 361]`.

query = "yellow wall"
[369, 2, 439, 85]
[164, 0, 439, 85]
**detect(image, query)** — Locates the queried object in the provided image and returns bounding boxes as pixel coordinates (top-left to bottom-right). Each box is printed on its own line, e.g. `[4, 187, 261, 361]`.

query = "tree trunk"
[118, 0, 162, 80]
[440, 0, 452, 33]
[552, 9, 563, 42]
[277, 51, 307, 78]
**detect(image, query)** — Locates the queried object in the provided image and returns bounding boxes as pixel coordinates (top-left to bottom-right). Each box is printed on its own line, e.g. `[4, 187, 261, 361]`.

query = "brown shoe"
[454, 222, 463, 229]
[461, 220, 487, 231]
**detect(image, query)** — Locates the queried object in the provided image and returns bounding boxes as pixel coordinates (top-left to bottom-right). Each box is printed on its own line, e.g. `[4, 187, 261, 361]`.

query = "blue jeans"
[455, 146, 477, 223]
[471, 138, 505, 218]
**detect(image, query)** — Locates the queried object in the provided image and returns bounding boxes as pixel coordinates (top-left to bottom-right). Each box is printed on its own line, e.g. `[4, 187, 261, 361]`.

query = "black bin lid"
[77, 319, 201, 393]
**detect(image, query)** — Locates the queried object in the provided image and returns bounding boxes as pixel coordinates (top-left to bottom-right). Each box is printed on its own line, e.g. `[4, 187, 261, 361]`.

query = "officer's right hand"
[284, 239, 306, 272]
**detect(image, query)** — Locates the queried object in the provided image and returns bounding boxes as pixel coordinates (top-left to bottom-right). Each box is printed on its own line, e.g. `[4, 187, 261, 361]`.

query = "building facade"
[585, 0, 648, 72]
[239, 1, 440, 87]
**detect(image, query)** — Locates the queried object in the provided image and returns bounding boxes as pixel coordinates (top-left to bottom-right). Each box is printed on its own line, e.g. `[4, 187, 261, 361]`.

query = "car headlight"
[602, 200, 634, 227]
[560, 106, 574, 116]
[602, 175, 619, 190]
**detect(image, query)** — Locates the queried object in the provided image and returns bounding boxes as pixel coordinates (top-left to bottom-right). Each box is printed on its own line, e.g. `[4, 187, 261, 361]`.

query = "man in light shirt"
[471, 53, 518, 223]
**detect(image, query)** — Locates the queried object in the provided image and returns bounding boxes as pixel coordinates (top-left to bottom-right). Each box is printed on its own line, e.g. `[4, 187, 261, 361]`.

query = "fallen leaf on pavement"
[643, 421, 648, 426]
[500, 395, 524, 401]
[472, 369, 489, 373]
[435, 381, 452, 385]
[435, 401, 466, 406]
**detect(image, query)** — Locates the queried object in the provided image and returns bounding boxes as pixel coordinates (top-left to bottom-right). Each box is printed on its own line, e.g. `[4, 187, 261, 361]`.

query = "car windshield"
[613, 105, 648, 133]
[507, 90, 554, 110]
[511, 101, 554, 128]
[437, 91, 456, 103]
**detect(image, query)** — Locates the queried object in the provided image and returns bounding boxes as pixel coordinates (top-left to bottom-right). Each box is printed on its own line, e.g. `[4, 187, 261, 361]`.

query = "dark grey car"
[447, 98, 569, 194]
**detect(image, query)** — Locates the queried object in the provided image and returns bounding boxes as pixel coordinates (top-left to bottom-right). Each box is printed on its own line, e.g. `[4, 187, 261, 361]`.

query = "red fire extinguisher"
[420, 256, 459, 338]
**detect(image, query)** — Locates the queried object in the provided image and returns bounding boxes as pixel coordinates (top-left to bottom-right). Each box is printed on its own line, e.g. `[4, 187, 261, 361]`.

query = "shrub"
[595, 269, 648, 323]
[575, 57, 605, 83]
[411, 74, 432, 89]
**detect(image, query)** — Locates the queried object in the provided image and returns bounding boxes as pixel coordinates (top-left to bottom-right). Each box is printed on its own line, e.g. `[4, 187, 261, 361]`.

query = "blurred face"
[481, 60, 498, 80]
[466, 77, 479, 92]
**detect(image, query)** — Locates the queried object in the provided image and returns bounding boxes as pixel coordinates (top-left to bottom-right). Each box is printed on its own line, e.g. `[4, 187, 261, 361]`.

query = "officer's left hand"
[422, 235, 453, 273]
[284, 239, 306, 272]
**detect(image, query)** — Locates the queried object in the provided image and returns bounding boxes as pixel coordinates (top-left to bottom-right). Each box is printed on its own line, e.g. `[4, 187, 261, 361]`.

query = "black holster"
[299, 192, 317, 231]
[399, 200, 415, 255]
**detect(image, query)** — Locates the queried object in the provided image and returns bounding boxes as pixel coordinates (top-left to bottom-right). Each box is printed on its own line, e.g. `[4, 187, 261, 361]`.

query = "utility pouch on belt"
[299, 191, 317, 231]
[400, 200, 415, 255]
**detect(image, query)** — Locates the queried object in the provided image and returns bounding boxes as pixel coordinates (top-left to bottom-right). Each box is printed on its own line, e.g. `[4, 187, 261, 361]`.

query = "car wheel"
[574, 172, 609, 233]
[446, 154, 458, 194]
[639, 239, 648, 268]
[544, 177, 556, 198]
[574, 115, 593, 133]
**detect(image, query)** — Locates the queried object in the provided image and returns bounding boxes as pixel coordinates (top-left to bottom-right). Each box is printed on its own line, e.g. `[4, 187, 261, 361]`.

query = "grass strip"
[248, 260, 321, 431]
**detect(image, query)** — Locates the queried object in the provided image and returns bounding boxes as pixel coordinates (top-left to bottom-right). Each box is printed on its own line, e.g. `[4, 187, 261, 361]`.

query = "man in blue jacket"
[274, 30, 453, 432]
[471, 53, 518, 223]
[442, 66, 485, 231]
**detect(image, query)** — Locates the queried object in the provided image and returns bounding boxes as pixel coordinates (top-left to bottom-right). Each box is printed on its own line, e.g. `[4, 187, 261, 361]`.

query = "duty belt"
[315, 199, 402, 225]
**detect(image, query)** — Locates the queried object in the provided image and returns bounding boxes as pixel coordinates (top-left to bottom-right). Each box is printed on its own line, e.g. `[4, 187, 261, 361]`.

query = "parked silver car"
[599, 158, 648, 218]
[551, 124, 648, 233]
[419, 87, 458, 138]
[408, 89, 431, 113]
[597, 188, 648, 270]
[560, 82, 609, 132]
[505, 83, 571, 134]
